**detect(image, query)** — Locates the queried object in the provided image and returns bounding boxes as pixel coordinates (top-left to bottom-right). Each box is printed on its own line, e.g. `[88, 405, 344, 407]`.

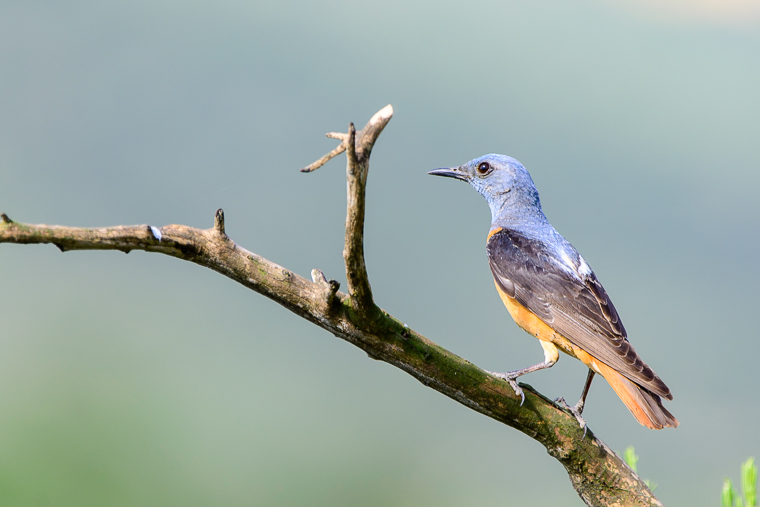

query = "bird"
[429, 154, 678, 430]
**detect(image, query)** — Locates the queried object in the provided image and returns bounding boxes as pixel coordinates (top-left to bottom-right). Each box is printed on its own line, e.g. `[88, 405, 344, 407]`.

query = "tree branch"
[0, 106, 663, 507]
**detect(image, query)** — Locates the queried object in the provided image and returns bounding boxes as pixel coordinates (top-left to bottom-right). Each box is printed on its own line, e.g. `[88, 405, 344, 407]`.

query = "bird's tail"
[596, 361, 679, 430]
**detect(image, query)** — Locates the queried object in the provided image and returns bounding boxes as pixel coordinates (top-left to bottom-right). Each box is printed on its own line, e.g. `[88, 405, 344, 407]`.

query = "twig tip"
[0, 213, 11, 224]
[370, 104, 394, 124]
[215, 208, 226, 235]
[311, 268, 340, 306]
[300, 139, 348, 173]
[311, 269, 327, 284]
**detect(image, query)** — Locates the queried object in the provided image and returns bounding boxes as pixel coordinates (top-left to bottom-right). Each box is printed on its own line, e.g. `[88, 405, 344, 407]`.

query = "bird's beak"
[428, 166, 469, 181]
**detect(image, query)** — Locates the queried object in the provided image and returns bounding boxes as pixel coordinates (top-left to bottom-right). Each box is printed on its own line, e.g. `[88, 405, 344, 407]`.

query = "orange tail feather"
[595, 361, 679, 430]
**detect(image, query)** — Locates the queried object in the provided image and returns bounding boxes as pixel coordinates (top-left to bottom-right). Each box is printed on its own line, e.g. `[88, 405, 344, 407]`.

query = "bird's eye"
[477, 162, 491, 174]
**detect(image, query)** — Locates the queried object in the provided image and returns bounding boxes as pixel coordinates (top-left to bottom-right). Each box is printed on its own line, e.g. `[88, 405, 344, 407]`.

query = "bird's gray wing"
[486, 228, 671, 400]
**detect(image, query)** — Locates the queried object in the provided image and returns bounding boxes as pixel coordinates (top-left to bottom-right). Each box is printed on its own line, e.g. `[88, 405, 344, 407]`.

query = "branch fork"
[302, 104, 393, 318]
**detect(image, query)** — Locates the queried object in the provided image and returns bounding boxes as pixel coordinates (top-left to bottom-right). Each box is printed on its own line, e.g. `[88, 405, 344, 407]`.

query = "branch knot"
[311, 269, 340, 309]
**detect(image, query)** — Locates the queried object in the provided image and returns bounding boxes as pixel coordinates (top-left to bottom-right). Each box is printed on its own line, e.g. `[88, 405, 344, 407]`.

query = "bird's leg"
[488, 340, 560, 405]
[574, 369, 596, 415]
[487, 360, 557, 405]
[555, 369, 596, 438]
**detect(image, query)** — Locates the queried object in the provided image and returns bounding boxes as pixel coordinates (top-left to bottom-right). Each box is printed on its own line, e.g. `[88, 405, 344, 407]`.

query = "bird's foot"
[555, 397, 589, 439]
[486, 370, 525, 406]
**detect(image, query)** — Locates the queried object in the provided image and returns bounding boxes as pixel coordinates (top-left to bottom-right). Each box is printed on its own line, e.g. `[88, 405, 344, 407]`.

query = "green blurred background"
[1, 1, 758, 505]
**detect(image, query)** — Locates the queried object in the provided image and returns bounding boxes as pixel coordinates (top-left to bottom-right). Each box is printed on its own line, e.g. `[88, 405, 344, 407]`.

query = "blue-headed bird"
[430, 154, 677, 430]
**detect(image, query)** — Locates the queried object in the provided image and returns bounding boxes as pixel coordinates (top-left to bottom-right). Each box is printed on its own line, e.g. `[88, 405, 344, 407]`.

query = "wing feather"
[487, 228, 671, 400]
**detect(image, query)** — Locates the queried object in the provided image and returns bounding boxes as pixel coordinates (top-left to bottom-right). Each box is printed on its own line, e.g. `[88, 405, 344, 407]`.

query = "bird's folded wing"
[487, 228, 672, 400]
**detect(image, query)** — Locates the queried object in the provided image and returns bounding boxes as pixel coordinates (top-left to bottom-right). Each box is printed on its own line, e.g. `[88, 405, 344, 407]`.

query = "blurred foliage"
[623, 446, 656, 492]
[723, 458, 757, 507]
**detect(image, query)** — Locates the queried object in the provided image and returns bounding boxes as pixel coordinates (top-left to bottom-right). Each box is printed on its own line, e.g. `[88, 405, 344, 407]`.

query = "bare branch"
[0, 105, 664, 507]
[300, 141, 347, 173]
[0, 210, 662, 506]
[334, 105, 394, 316]
[354, 104, 393, 160]
[0, 211, 332, 322]
[341, 121, 376, 314]
[300, 105, 390, 174]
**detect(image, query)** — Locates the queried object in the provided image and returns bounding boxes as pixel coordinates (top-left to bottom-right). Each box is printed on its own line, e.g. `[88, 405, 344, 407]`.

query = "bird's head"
[429, 154, 544, 225]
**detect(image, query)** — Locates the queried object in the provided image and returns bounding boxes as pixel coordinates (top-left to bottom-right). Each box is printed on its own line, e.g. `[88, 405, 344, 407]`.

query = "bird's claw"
[555, 397, 589, 439]
[508, 378, 525, 406]
[486, 370, 525, 406]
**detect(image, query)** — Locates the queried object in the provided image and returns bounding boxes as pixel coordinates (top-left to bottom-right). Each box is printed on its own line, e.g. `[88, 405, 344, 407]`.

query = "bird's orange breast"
[493, 282, 603, 375]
